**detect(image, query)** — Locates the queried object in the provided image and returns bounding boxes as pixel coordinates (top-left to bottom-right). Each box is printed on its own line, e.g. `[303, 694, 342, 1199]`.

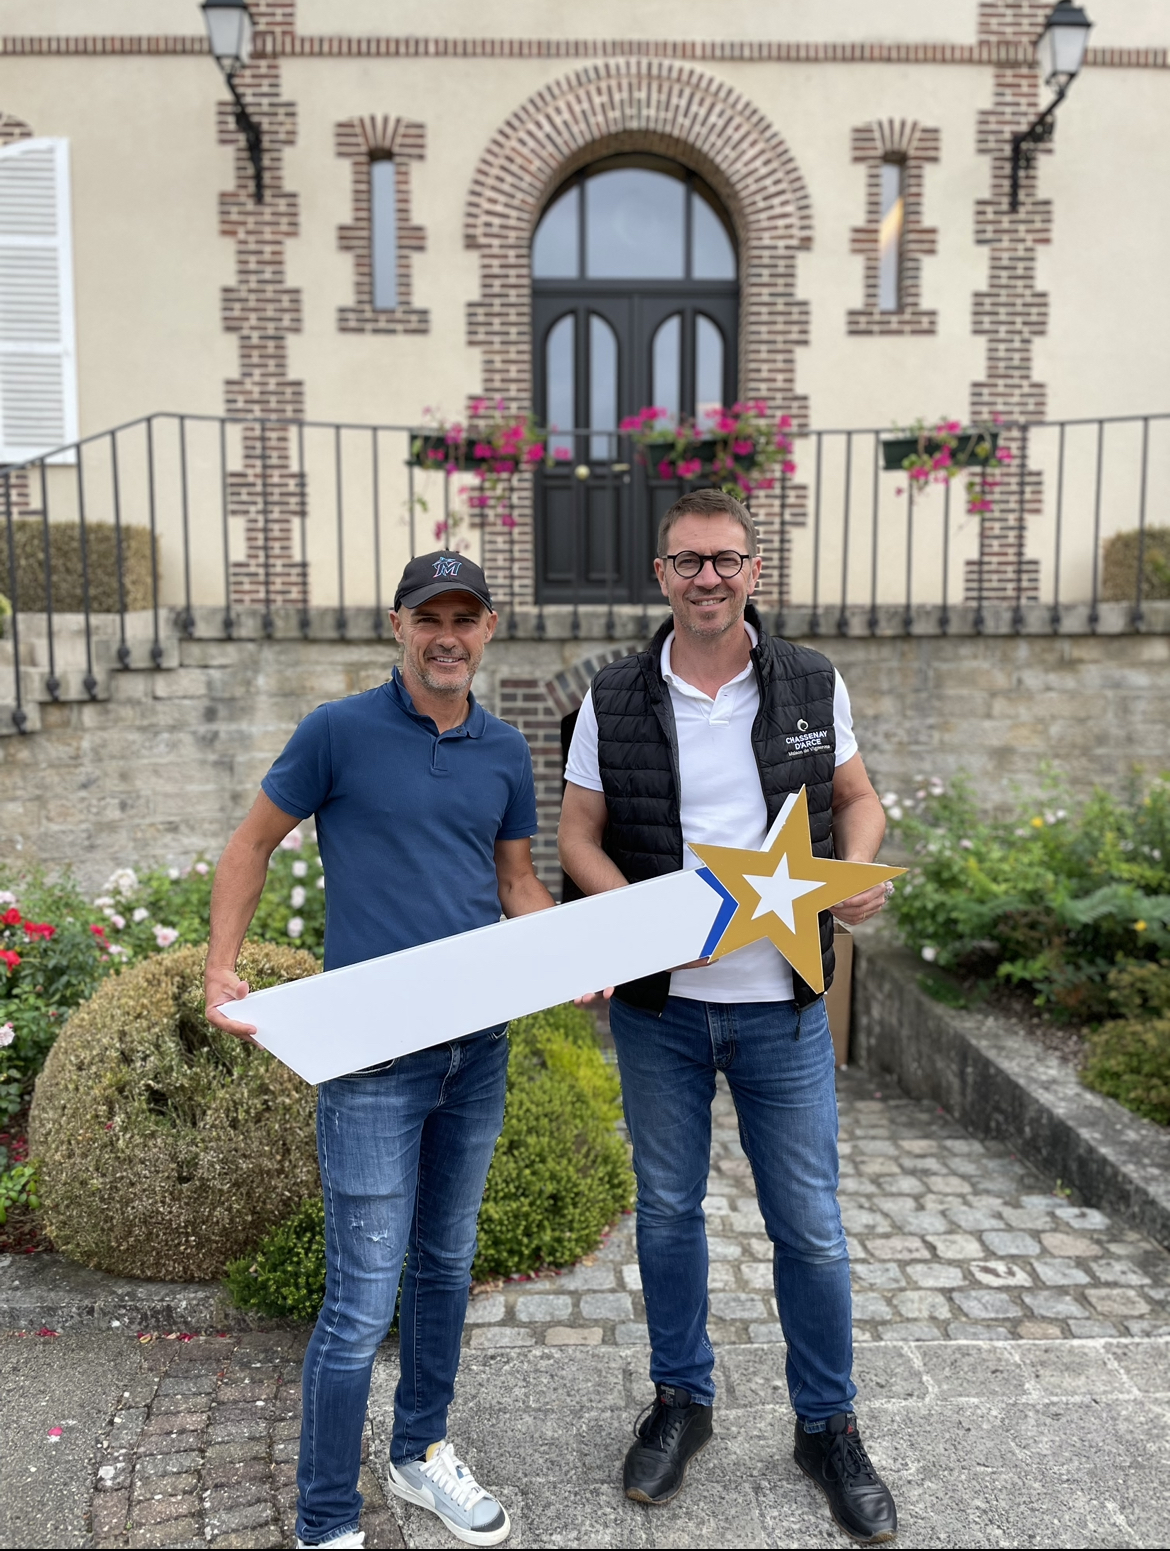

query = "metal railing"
[2, 409, 1167, 733]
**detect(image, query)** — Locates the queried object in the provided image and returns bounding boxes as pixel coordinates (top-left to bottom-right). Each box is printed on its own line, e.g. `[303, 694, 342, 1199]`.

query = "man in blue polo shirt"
[206, 552, 551, 1550]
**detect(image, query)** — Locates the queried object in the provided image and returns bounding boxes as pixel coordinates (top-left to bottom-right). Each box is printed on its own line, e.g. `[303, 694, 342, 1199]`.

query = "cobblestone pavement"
[86, 1331, 403, 1551]
[21, 1067, 1170, 1550]
[464, 1066, 1170, 1349]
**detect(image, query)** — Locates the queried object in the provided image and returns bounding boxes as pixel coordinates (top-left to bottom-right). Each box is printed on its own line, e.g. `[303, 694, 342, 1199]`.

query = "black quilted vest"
[591, 603, 837, 1013]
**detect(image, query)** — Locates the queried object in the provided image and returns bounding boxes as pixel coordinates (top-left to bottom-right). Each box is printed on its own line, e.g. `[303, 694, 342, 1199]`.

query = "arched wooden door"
[532, 156, 739, 604]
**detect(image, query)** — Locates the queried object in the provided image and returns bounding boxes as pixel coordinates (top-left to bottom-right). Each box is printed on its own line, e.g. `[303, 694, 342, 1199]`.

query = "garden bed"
[852, 935, 1170, 1249]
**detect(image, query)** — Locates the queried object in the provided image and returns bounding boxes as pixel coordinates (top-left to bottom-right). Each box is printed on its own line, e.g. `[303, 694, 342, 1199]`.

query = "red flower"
[0, 949, 20, 973]
[1, 907, 20, 927]
[23, 922, 55, 941]
[89, 923, 107, 938]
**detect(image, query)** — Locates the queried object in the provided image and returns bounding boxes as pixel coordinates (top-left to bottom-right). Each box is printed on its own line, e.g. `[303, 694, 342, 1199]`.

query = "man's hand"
[574, 987, 614, 1006]
[204, 965, 258, 1043]
[831, 880, 890, 927]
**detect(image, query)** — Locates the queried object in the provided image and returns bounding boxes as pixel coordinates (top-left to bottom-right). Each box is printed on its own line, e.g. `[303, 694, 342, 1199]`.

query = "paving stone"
[906, 1263, 966, 1289]
[1040, 1231, 1102, 1258]
[866, 1235, 930, 1261]
[981, 1230, 1042, 1257]
[129, 1495, 199, 1527]
[970, 1259, 1033, 1288]
[544, 1327, 603, 1346]
[1031, 1257, 1091, 1286]
[621, 1264, 642, 1290]
[1022, 1290, 1089, 1320]
[880, 1322, 941, 1341]
[852, 1292, 894, 1321]
[893, 1290, 952, 1321]
[747, 1323, 785, 1343]
[947, 1322, 1012, 1340]
[469, 1328, 535, 1349]
[1068, 1319, 1120, 1338]
[556, 1262, 616, 1291]
[136, 1452, 202, 1478]
[515, 1296, 573, 1322]
[706, 1262, 738, 1290]
[1085, 1287, 1150, 1317]
[738, 1263, 774, 1291]
[1055, 1206, 1111, 1231]
[952, 1290, 1020, 1321]
[926, 1233, 984, 1260]
[706, 1238, 742, 1261]
[1092, 1259, 1152, 1286]
[708, 1292, 767, 1321]
[946, 1207, 1007, 1231]
[615, 1322, 651, 1345]
[1017, 1319, 1064, 1339]
[464, 1295, 505, 1324]
[579, 1293, 634, 1321]
[853, 1263, 906, 1289]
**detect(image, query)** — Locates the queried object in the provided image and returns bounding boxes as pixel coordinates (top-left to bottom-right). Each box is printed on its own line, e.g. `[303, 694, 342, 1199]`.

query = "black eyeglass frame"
[661, 550, 753, 579]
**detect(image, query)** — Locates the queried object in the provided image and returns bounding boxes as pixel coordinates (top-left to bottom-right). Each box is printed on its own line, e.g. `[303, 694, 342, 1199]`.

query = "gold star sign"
[689, 787, 905, 994]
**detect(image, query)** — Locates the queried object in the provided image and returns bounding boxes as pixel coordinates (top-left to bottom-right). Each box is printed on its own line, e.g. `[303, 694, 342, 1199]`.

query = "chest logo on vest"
[785, 724, 832, 759]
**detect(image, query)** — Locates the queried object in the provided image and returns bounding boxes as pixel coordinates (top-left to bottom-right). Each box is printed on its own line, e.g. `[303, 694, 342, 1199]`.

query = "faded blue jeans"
[609, 995, 855, 1428]
[295, 1028, 509, 1546]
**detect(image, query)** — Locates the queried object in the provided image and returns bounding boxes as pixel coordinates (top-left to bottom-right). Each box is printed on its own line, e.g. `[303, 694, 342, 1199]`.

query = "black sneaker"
[794, 1412, 898, 1543]
[623, 1384, 714, 1504]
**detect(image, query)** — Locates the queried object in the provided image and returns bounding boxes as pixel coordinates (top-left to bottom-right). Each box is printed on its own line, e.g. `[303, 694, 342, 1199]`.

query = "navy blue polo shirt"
[261, 669, 538, 971]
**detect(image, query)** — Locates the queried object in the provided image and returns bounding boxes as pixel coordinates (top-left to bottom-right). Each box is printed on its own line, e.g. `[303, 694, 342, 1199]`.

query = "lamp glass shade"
[202, 0, 254, 71]
[1036, 2, 1092, 86]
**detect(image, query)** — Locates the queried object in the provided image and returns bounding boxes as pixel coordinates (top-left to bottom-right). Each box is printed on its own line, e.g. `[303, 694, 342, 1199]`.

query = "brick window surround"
[848, 119, 939, 336]
[463, 59, 814, 611]
[335, 115, 428, 335]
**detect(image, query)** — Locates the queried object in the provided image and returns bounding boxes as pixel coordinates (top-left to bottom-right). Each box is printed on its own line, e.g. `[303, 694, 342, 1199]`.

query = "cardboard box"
[825, 924, 853, 1068]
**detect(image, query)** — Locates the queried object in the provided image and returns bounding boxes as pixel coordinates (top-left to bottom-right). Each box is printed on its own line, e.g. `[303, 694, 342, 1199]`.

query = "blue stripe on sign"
[696, 867, 739, 959]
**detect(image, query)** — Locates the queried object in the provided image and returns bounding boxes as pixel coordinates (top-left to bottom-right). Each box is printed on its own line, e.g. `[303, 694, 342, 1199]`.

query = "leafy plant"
[0, 1160, 39, 1225]
[226, 1197, 326, 1321]
[1082, 1019, 1170, 1126]
[886, 771, 1170, 1019]
[888, 415, 1013, 516]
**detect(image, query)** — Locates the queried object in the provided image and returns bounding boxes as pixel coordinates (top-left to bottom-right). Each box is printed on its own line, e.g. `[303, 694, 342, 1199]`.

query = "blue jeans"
[609, 995, 855, 1428]
[295, 1028, 509, 1546]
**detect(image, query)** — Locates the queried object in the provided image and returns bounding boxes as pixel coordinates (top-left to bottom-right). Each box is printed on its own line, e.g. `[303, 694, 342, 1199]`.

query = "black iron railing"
[1, 409, 1168, 733]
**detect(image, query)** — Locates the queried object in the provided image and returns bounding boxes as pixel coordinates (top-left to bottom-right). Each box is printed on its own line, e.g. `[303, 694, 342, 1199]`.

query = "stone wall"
[1, 612, 1168, 895]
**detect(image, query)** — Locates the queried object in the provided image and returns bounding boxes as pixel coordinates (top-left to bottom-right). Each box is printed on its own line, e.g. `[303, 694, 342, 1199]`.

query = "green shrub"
[0, 520, 156, 612]
[226, 1197, 326, 1320]
[1082, 1018, 1170, 1126]
[227, 1003, 634, 1319]
[887, 772, 1170, 1018]
[473, 1003, 633, 1281]
[29, 941, 321, 1281]
[1101, 526, 1170, 603]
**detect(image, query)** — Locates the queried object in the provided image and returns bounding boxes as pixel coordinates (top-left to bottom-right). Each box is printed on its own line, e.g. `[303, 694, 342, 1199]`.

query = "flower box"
[881, 430, 1000, 473]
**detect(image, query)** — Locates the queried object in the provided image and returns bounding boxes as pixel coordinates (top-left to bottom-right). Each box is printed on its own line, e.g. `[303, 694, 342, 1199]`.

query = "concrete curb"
[853, 937, 1170, 1249]
[0, 1251, 279, 1333]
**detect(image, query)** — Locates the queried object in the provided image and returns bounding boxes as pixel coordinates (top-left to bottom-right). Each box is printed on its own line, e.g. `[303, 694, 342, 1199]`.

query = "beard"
[411, 648, 480, 695]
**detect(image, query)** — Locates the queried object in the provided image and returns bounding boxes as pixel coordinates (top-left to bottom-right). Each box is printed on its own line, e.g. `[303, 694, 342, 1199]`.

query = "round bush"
[227, 1003, 634, 1317]
[29, 941, 321, 1281]
[1082, 1017, 1170, 1127]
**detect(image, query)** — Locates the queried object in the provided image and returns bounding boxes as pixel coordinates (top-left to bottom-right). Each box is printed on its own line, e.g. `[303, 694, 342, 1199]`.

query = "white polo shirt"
[564, 623, 858, 1003]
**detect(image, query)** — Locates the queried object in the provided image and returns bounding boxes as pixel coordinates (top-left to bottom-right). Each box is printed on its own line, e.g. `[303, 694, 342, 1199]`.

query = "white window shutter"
[0, 137, 78, 464]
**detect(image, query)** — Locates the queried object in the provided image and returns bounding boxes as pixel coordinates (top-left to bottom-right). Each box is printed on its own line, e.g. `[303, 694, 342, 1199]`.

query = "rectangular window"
[878, 159, 904, 313]
[370, 157, 398, 311]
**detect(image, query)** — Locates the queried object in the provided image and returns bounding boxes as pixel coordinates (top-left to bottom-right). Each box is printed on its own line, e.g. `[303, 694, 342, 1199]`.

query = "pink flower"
[940, 419, 962, 435]
[553, 446, 571, 461]
[0, 1023, 14, 1047]
[194, 862, 209, 876]
[677, 458, 703, 480]
[996, 447, 1013, 463]
[109, 914, 125, 931]
[657, 460, 675, 479]
[280, 829, 304, 851]
[525, 443, 545, 463]
[153, 925, 179, 948]
[469, 398, 486, 416]
[731, 440, 755, 456]
[778, 414, 793, 430]
[781, 460, 797, 476]
[500, 513, 517, 529]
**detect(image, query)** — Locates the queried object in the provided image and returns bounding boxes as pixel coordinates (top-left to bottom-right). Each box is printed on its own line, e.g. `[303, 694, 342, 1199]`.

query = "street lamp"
[201, 0, 263, 203]
[1010, 1, 1093, 212]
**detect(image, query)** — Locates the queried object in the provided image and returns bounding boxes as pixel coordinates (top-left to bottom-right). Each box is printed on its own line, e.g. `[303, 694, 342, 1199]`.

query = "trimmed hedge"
[227, 1003, 633, 1319]
[28, 941, 320, 1281]
[0, 520, 156, 612]
[1101, 526, 1170, 603]
[1082, 1018, 1170, 1126]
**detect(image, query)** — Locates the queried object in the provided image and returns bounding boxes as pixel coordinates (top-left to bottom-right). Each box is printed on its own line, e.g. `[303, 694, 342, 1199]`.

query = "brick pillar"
[967, 0, 1052, 607]
[217, 0, 306, 614]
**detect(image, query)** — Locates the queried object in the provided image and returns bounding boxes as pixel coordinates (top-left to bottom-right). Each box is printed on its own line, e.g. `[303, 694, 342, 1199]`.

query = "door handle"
[574, 464, 591, 481]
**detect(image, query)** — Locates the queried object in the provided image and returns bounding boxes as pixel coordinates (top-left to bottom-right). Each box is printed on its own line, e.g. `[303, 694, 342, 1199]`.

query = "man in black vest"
[559, 489, 897, 1544]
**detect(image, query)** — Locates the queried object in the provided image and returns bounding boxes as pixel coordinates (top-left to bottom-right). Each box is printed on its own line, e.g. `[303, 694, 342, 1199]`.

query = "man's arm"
[829, 752, 889, 926]
[558, 783, 628, 895]
[494, 838, 556, 918]
[205, 791, 303, 1040]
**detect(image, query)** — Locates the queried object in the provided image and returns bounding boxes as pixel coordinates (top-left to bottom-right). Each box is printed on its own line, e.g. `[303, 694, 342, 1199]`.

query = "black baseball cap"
[393, 551, 494, 612]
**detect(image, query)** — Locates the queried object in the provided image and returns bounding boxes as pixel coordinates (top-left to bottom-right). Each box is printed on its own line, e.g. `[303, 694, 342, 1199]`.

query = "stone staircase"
[0, 611, 180, 735]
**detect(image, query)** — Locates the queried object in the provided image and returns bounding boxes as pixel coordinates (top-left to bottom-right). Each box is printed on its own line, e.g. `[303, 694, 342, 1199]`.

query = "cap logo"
[433, 557, 462, 577]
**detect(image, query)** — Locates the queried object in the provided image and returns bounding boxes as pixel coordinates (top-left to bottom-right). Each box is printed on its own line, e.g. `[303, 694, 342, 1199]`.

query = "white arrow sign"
[230, 866, 736, 1084]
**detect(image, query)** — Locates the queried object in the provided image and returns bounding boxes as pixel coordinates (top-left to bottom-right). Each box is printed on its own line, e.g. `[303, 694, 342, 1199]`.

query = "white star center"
[743, 852, 825, 933]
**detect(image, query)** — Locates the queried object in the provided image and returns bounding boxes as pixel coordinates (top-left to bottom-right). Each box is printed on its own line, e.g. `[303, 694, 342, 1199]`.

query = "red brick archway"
[464, 60, 814, 608]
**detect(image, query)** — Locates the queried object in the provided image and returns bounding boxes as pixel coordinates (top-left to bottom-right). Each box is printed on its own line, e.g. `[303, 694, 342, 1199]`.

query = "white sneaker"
[295, 1533, 365, 1549]
[388, 1440, 511, 1546]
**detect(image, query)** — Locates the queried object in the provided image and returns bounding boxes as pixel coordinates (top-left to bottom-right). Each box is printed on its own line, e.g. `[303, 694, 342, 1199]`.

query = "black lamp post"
[1010, 1, 1093, 212]
[201, 0, 264, 204]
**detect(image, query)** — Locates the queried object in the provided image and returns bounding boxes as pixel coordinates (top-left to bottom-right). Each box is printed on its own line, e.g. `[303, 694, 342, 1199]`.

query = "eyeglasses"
[662, 550, 751, 579]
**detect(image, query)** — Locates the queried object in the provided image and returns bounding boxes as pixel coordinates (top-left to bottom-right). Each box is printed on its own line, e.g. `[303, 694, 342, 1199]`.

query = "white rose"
[921, 946, 937, 963]
[287, 916, 305, 939]
[110, 914, 125, 931]
[290, 886, 306, 908]
[0, 1022, 14, 1047]
[132, 907, 149, 923]
[292, 860, 308, 879]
